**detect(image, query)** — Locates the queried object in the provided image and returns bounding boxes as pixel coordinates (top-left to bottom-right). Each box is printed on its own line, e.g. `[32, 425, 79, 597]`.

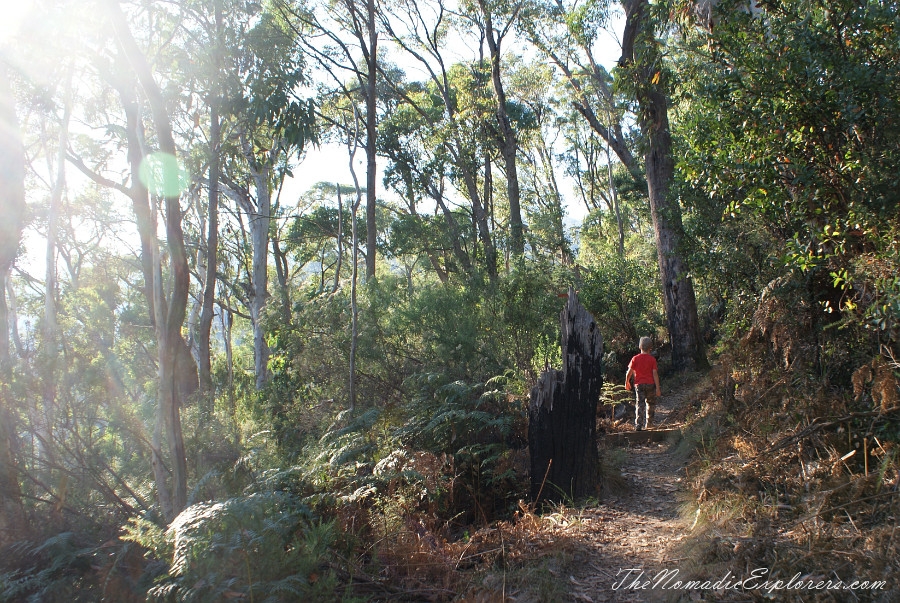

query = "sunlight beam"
[0, 0, 32, 46]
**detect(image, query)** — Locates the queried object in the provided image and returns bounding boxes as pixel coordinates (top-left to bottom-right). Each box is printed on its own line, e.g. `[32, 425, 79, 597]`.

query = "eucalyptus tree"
[463, 0, 526, 257]
[375, 69, 484, 278]
[523, 0, 706, 370]
[379, 93, 459, 282]
[617, 0, 706, 370]
[379, 0, 515, 279]
[287, 182, 362, 293]
[560, 112, 629, 253]
[274, 0, 379, 281]
[0, 63, 28, 544]
[102, 0, 197, 517]
[216, 2, 315, 390]
[66, 52, 195, 518]
[522, 1, 629, 254]
[173, 0, 226, 405]
[0, 0, 180, 530]
[508, 58, 572, 265]
[520, 0, 641, 183]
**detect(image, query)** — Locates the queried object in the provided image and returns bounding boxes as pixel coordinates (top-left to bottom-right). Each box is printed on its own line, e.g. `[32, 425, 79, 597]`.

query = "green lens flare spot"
[139, 152, 190, 197]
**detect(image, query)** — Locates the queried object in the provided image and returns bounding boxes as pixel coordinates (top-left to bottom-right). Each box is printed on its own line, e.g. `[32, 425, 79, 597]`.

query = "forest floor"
[565, 383, 698, 603]
[468, 373, 707, 603]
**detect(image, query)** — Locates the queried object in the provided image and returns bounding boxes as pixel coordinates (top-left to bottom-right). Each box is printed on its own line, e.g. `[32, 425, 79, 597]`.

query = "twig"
[747, 407, 900, 466]
[795, 490, 900, 525]
[535, 459, 553, 504]
[747, 376, 790, 409]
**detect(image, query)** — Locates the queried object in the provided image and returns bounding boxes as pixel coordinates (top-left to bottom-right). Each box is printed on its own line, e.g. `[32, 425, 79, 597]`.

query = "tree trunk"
[333, 184, 344, 292]
[198, 0, 222, 408]
[219, 305, 237, 435]
[430, 181, 474, 275]
[605, 136, 625, 256]
[623, 0, 707, 371]
[478, 154, 498, 279]
[348, 124, 363, 412]
[39, 82, 71, 471]
[272, 234, 291, 322]
[150, 383, 173, 520]
[197, 110, 219, 401]
[478, 0, 524, 257]
[107, 0, 191, 517]
[643, 103, 706, 371]
[0, 64, 28, 543]
[365, 0, 378, 281]
[528, 288, 602, 503]
[537, 140, 572, 264]
[249, 166, 271, 390]
[110, 64, 158, 327]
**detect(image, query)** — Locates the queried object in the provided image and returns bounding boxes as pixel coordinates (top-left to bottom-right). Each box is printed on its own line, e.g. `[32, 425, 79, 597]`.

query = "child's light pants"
[635, 384, 656, 430]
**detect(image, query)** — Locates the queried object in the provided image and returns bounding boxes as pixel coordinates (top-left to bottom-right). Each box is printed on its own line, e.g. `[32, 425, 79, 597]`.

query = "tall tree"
[620, 0, 705, 370]
[36, 73, 72, 475]
[106, 0, 193, 517]
[377, 3, 500, 279]
[473, 0, 525, 257]
[521, 0, 643, 185]
[219, 4, 315, 390]
[363, 0, 378, 280]
[197, 0, 224, 408]
[527, 0, 705, 369]
[347, 110, 363, 411]
[513, 59, 572, 264]
[275, 0, 377, 279]
[0, 63, 28, 544]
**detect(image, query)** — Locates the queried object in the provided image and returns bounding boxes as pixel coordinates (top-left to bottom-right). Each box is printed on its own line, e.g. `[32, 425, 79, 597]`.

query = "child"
[624, 337, 661, 431]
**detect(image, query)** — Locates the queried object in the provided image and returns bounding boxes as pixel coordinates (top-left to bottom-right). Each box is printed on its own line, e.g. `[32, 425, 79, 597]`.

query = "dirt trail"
[564, 380, 700, 602]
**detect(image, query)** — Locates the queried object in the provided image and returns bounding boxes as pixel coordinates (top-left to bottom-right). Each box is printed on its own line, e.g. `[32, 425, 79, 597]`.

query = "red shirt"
[629, 353, 658, 385]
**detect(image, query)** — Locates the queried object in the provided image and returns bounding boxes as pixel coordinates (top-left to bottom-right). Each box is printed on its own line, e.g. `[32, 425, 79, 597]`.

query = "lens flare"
[138, 152, 190, 198]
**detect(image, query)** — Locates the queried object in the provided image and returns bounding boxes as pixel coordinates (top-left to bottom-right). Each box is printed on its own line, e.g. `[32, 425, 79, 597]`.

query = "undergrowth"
[671, 281, 900, 602]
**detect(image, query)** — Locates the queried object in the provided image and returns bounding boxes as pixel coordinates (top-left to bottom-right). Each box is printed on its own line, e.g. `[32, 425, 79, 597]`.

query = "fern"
[0, 533, 101, 603]
[121, 516, 171, 561]
[146, 491, 342, 602]
[391, 374, 527, 519]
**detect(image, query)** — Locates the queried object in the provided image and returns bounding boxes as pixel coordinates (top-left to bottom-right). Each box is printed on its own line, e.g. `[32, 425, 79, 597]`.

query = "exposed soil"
[459, 377, 702, 603]
[477, 376, 704, 603]
[565, 379, 698, 602]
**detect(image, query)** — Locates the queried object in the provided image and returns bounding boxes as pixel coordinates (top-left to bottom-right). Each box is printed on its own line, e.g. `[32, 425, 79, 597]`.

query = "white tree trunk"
[37, 78, 71, 474]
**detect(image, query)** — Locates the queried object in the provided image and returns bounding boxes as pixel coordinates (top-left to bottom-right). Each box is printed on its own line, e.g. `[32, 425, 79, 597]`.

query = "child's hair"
[639, 336, 652, 352]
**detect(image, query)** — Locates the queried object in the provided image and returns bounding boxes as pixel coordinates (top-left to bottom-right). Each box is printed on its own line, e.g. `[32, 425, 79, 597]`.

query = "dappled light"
[1, 0, 899, 601]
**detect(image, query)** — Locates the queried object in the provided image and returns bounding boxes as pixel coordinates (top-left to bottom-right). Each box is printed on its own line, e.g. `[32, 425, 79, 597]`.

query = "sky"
[285, 5, 626, 228]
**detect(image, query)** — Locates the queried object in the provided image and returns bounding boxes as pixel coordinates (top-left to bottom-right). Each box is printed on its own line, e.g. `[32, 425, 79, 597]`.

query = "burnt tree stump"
[528, 288, 603, 503]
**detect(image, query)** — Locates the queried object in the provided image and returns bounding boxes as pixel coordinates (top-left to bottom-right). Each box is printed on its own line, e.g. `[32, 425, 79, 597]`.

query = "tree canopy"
[0, 0, 898, 600]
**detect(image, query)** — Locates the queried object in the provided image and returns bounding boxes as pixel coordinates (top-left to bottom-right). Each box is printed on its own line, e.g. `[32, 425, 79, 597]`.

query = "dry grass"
[336, 499, 608, 601]
[667, 312, 900, 602]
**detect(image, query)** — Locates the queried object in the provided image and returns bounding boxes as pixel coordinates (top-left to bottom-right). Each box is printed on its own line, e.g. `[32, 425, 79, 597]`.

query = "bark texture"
[248, 165, 271, 390]
[198, 0, 223, 405]
[528, 288, 603, 503]
[623, 0, 707, 371]
[365, 0, 378, 280]
[108, 0, 194, 517]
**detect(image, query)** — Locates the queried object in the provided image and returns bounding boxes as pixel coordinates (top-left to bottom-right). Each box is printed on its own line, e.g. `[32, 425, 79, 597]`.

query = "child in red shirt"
[625, 337, 661, 431]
